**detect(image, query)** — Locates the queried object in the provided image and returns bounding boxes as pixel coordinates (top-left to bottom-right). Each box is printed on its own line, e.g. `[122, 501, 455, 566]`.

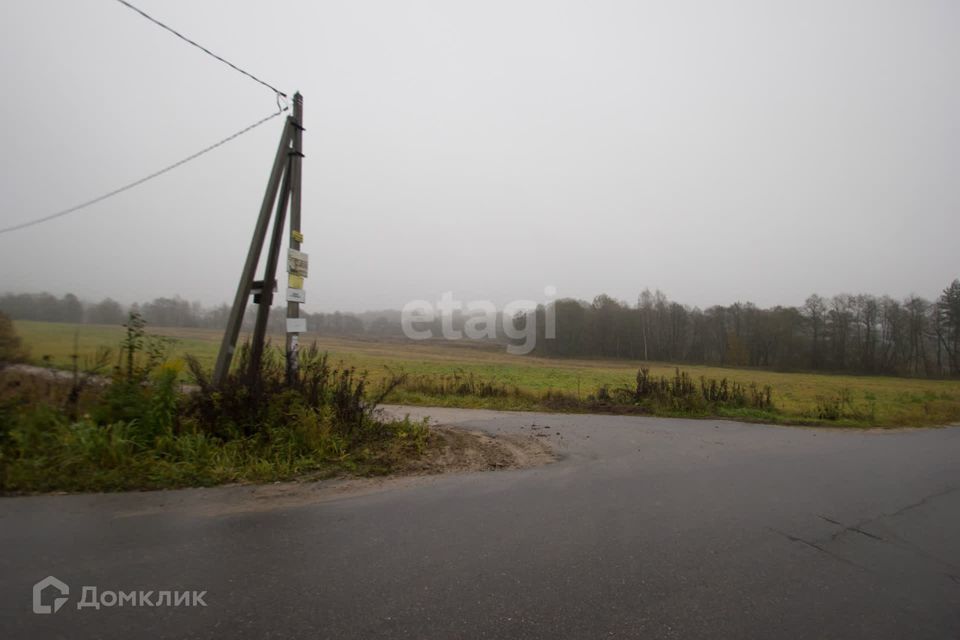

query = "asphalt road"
[2, 407, 959, 639]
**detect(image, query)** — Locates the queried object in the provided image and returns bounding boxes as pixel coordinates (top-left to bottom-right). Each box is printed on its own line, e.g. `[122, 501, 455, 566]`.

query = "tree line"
[530, 280, 960, 377]
[0, 293, 380, 336]
[3, 279, 959, 377]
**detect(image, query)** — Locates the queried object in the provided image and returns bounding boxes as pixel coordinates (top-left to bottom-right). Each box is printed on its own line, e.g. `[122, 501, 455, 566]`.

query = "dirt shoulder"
[0, 421, 555, 512]
[397, 425, 555, 474]
[95, 426, 554, 517]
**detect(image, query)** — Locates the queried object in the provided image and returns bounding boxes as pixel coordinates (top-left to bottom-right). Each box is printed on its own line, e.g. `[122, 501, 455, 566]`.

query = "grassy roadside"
[1, 316, 434, 493]
[12, 320, 960, 429]
[0, 369, 419, 493]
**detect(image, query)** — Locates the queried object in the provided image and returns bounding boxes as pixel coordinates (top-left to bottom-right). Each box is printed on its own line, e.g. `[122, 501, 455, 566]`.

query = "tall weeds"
[1, 315, 427, 492]
[623, 368, 774, 412]
[387, 366, 776, 416]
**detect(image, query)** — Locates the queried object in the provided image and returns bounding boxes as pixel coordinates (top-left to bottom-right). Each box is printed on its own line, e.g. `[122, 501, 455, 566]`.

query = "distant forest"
[530, 281, 960, 378]
[2, 279, 959, 377]
[0, 293, 394, 337]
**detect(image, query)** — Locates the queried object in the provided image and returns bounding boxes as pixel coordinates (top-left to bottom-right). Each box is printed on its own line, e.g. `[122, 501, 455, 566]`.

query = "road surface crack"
[819, 486, 957, 546]
[767, 527, 867, 571]
[819, 515, 885, 541]
[883, 486, 958, 520]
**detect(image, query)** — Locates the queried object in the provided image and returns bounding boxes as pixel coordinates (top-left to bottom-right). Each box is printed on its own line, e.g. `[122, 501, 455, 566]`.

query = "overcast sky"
[0, 0, 957, 312]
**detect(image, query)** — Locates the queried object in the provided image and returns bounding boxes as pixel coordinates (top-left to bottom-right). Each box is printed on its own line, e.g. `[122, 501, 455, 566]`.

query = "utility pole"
[213, 92, 305, 387]
[286, 93, 305, 383]
[248, 159, 292, 380]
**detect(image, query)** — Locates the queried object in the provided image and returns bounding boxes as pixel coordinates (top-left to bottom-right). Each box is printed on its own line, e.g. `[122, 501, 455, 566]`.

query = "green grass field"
[12, 320, 960, 428]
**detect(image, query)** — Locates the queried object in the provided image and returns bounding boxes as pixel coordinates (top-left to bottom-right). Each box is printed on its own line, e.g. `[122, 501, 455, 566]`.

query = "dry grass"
[14, 320, 960, 428]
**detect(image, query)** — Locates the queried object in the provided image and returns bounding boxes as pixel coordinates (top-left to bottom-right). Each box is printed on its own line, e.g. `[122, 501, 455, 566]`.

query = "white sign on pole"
[286, 288, 306, 303]
[286, 317, 307, 333]
[287, 249, 309, 277]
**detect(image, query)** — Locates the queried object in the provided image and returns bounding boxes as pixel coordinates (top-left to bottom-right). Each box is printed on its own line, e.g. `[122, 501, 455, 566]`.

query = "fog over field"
[1, 0, 958, 311]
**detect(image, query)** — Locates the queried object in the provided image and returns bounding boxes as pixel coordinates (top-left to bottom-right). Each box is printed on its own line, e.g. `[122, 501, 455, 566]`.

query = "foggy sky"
[1, 0, 957, 313]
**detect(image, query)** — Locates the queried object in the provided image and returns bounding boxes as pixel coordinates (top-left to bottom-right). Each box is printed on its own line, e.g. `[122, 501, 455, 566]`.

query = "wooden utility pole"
[248, 160, 292, 379]
[285, 93, 305, 383]
[213, 92, 305, 387]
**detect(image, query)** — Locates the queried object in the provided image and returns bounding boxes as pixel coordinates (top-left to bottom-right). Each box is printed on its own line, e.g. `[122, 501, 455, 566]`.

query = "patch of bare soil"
[397, 426, 555, 474]
[111, 426, 555, 518]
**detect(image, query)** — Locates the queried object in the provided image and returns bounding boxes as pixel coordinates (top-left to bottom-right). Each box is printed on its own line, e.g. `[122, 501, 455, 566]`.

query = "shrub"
[184, 343, 401, 440]
[608, 368, 775, 413]
[397, 370, 519, 399]
[0, 317, 429, 492]
[0, 311, 27, 365]
[810, 387, 874, 422]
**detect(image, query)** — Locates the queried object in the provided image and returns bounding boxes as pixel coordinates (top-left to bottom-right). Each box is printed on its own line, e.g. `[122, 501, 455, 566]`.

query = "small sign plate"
[288, 249, 309, 277]
[286, 317, 307, 333]
[287, 288, 306, 303]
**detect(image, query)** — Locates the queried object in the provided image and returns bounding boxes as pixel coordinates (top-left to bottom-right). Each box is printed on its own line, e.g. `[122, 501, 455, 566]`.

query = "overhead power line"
[113, 0, 287, 100]
[0, 108, 287, 236]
